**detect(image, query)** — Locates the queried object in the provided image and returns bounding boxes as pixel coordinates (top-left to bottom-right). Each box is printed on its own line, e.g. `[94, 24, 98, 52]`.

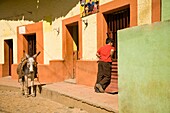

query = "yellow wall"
[43, 21, 62, 64]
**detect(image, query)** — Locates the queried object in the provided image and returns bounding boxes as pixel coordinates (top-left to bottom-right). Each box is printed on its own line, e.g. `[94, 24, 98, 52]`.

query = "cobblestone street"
[0, 87, 88, 113]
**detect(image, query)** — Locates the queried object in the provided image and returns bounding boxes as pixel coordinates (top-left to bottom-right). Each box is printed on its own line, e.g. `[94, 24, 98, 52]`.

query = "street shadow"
[28, 84, 46, 97]
[36, 84, 46, 94]
[106, 92, 118, 95]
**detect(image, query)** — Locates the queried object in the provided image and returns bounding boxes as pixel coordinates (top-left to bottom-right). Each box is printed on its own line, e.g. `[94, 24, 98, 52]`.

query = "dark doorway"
[105, 7, 130, 59]
[24, 34, 36, 57]
[65, 22, 79, 79]
[4, 39, 13, 76]
[104, 7, 130, 93]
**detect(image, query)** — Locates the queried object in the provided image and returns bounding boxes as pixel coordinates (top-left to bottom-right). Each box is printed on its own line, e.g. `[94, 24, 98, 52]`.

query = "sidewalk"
[0, 76, 118, 113]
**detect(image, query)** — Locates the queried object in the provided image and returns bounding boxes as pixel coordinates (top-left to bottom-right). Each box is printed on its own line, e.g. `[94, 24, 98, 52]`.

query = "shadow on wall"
[0, 0, 79, 23]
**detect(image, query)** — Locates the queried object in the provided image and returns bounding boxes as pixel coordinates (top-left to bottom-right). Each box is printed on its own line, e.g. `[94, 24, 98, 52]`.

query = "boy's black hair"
[106, 37, 114, 44]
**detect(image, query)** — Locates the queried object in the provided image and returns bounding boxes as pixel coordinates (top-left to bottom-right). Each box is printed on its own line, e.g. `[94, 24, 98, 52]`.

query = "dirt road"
[0, 87, 88, 113]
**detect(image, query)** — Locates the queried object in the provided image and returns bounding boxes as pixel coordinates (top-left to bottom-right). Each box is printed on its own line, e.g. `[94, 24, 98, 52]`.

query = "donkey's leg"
[30, 80, 35, 97]
[21, 77, 25, 95]
[30, 73, 35, 97]
[24, 75, 29, 97]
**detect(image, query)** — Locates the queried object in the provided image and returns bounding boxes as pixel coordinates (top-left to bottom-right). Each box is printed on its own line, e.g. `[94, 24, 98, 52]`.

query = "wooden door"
[106, 7, 130, 59]
[4, 39, 13, 76]
[65, 23, 79, 79]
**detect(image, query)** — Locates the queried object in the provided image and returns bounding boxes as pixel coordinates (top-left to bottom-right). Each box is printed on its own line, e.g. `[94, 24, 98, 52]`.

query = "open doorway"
[104, 7, 130, 93]
[65, 22, 79, 80]
[4, 39, 13, 76]
[23, 33, 37, 78]
[105, 7, 130, 59]
[24, 34, 36, 57]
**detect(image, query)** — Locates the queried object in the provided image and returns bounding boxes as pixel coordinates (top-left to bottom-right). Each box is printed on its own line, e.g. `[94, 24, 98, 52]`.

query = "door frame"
[17, 22, 44, 64]
[24, 33, 37, 57]
[105, 7, 130, 60]
[62, 15, 82, 79]
[4, 39, 13, 76]
[97, 0, 137, 48]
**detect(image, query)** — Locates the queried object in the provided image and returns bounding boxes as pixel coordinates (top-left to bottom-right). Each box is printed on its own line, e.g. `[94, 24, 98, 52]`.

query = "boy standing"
[95, 38, 115, 93]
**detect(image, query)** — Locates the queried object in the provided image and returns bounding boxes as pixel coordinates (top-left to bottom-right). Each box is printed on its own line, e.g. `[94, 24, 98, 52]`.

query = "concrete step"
[64, 78, 76, 84]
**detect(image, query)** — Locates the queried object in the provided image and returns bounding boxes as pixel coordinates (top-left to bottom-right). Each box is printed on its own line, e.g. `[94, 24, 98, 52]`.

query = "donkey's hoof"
[25, 94, 28, 98]
[31, 93, 35, 97]
[21, 91, 25, 95]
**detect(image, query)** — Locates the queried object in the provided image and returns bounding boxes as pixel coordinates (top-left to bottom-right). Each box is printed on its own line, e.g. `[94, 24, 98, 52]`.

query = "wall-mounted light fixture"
[53, 27, 60, 35]
[83, 19, 88, 27]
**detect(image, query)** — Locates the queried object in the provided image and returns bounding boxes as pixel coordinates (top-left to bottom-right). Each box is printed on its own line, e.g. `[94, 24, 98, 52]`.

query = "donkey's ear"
[33, 51, 41, 58]
[25, 53, 29, 58]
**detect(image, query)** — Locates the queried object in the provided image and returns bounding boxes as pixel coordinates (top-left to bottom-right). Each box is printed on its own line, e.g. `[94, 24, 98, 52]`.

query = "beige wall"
[137, 0, 152, 25]
[100, 0, 113, 5]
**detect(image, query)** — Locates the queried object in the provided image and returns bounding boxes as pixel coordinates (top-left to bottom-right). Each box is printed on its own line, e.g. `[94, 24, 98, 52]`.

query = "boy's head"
[106, 37, 114, 44]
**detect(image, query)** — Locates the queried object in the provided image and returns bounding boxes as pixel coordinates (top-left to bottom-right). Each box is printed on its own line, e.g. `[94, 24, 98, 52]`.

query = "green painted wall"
[162, 0, 170, 21]
[118, 21, 170, 113]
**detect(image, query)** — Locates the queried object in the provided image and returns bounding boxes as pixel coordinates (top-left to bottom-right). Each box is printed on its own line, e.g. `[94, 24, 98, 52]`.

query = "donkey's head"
[25, 51, 40, 73]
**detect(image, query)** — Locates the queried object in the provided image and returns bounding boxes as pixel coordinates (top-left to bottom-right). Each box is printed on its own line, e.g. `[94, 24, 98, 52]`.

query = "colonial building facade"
[0, 0, 161, 92]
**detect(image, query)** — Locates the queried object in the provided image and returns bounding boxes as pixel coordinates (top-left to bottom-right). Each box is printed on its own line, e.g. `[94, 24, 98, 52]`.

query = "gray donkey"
[17, 51, 40, 97]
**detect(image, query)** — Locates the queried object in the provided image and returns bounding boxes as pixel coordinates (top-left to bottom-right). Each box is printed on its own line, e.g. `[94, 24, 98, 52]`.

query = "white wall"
[82, 14, 98, 60]
[43, 23, 63, 64]
[42, 1, 80, 64]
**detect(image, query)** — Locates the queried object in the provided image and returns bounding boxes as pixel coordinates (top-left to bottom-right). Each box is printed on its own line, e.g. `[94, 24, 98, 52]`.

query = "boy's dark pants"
[96, 61, 112, 90]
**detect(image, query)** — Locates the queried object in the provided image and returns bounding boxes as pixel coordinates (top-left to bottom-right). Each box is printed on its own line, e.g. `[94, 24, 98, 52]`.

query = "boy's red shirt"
[97, 45, 115, 63]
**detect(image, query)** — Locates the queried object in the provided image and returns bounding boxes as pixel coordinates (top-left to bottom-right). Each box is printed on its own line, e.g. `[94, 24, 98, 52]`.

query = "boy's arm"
[96, 52, 100, 58]
[110, 49, 114, 60]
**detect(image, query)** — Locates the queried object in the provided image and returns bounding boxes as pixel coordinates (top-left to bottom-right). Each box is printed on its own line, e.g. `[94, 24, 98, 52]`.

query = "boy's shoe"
[95, 83, 104, 93]
[94, 87, 100, 93]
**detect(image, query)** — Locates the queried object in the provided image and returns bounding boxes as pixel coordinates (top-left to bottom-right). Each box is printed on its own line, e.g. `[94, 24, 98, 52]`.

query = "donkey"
[17, 51, 40, 97]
